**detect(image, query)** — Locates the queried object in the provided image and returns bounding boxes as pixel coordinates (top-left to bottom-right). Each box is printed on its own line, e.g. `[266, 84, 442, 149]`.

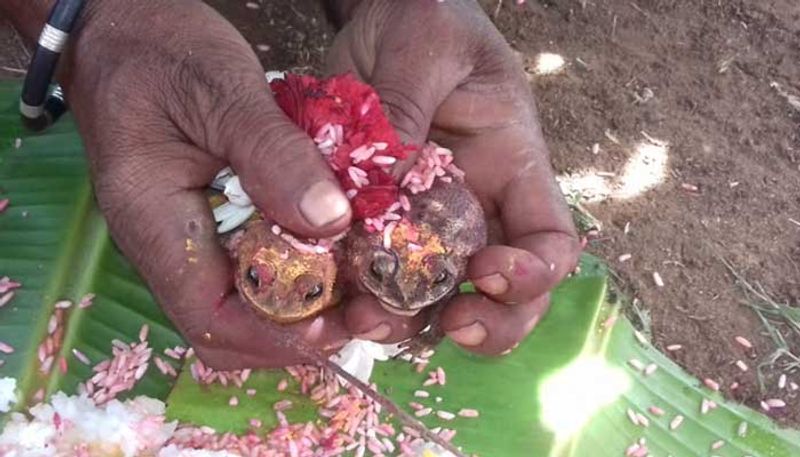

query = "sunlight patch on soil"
[557, 137, 669, 203]
[533, 53, 567, 75]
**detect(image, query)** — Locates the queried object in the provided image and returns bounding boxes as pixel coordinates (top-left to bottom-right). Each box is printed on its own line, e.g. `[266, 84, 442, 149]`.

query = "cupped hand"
[327, 0, 582, 355]
[57, 0, 361, 370]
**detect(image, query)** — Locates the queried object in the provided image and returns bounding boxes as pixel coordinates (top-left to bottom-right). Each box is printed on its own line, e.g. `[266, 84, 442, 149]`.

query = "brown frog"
[209, 193, 341, 324]
[345, 179, 487, 316]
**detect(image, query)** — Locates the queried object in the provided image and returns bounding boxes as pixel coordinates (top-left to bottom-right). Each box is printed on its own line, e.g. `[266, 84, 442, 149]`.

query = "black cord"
[20, 0, 85, 132]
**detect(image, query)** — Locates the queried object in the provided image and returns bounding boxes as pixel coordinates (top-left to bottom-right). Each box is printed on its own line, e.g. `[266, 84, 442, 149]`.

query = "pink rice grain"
[72, 348, 91, 365]
[765, 398, 786, 408]
[40, 355, 54, 373]
[414, 407, 432, 417]
[0, 277, 22, 294]
[138, 324, 150, 342]
[0, 291, 14, 308]
[735, 336, 753, 349]
[458, 408, 480, 418]
[399, 194, 411, 211]
[0, 198, 8, 213]
[58, 356, 68, 374]
[372, 155, 397, 165]
[54, 300, 72, 309]
[78, 293, 95, 308]
[703, 378, 720, 391]
[229, 396, 239, 407]
[626, 408, 639, 426]
[47, 315, 58, 334]
[436, 410, 455, 421]
[277, 379, 288, 391]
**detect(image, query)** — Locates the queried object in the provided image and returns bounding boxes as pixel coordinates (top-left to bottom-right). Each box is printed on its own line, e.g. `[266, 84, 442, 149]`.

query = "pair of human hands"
[46, 0, 580, 369]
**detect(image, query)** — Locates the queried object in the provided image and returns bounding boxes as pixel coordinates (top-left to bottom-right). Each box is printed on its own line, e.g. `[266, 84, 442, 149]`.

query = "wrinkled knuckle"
[377, 85, 428, 140]
[167, 53, 265, 151]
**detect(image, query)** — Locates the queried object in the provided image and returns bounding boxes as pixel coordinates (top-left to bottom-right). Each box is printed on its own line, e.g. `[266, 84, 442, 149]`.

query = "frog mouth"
[378, 300, 423, 317]
[358, 276, 431, 316]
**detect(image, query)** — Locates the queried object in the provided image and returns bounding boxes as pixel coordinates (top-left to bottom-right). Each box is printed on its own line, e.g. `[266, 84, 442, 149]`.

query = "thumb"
[216, 86, 352, 238]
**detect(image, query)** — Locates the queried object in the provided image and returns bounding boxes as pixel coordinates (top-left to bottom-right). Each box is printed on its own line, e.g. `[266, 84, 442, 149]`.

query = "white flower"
[329, 339, 405, 384]
[265, 71, 286, 83]
[213, 202, 255, 234]
[0, 377, 17, 413]
[211, 166, 235, 190]
[223, 176, 252, 207]
[210, 169, 256, 234]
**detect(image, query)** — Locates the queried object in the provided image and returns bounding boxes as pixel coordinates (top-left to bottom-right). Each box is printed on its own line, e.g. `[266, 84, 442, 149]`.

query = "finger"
[439, 293, 550, 355]
[213, 79, 352, 238]
[326, 12, 471, 146]
[98, 143, 350, 370]
[343, 294, 430, 344]
[469, 154, 581, 303]
[205, 295, 350, 369]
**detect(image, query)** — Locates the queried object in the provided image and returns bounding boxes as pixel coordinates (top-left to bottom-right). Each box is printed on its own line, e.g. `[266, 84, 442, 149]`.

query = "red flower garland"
[269, 73, 414, 220]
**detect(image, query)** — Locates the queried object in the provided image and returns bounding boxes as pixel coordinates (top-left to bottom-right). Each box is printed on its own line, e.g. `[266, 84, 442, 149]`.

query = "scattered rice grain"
[735, 336, 753, 349]
[669, 415, 684, 430]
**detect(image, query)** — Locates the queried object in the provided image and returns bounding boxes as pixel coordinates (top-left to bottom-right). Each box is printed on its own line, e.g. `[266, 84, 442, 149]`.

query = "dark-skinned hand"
[49, 0, 358, 369]
[327, 0, 581, 355]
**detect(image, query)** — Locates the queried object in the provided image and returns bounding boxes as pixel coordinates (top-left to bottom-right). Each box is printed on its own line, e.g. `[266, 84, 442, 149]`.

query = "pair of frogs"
[213, 178, 486, 326]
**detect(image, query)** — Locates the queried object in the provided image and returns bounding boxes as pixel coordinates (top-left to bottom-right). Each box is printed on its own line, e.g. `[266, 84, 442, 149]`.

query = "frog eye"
[370, 250, 398, 281]
[433, 270, 449, 285]
[246, 266, 260, 288]
[304, 283, 324, 302]
[370, 260, 383, 279]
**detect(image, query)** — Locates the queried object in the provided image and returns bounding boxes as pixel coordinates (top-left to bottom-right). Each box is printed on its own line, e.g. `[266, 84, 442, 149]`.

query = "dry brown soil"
[2, 0, 799, 427]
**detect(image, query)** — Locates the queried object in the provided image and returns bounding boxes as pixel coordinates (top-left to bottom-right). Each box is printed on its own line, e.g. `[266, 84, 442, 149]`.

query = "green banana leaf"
[0, 82, 184, 423]
[1, 79, 799, 456]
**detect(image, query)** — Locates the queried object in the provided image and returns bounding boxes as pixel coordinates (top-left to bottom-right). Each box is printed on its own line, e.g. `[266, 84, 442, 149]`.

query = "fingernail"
[299, 181, 350, 227]
[473, 273, 509, 296]
[354, 323, 392, 341]
[447, 322, 487, 347]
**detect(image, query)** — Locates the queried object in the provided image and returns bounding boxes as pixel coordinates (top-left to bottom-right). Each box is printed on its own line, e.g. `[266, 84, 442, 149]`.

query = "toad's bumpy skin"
[222, 219, 340, 324]
[346, 180, 487, 315]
